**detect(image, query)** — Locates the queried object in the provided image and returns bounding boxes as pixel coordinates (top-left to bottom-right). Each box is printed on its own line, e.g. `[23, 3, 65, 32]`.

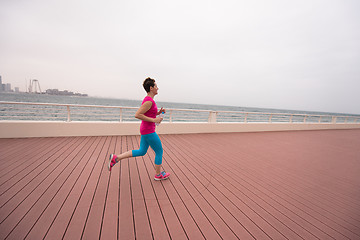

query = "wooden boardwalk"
[0, 129, 360, 239]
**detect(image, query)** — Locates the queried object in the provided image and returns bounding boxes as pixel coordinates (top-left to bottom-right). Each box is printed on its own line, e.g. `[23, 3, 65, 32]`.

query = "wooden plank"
[133, 135, 176, 240]
[0, 138, 42, 166]
[62, 136, 110, 240]
[0, 137, 87, 239]
[255, 131, 360, 207]
[158, 136, 223, 240]
[0, 129, 359, 240]
[0, 137, 66, 181]
[161, 134, 241, 240]
[193, 133, 322, 238]
[25, 136, 102, 239]
[221, 132, 360, 232]
[248, 132, 360, 238]
[139, 135, 191, 240]
[127, 136, 153, 240]
[6, 137, 94, 239]
[165, 134, 273, 240]
[240, 136, 360, 237]
[81, 136, 116, 239]
[43, 136, 105, 239]
[0, 137, 69, 199]
[118, 136, 135, 239]
[100, 135, 120, 240]
[131, 135, 171, 240]
[0, 138, 37, 154]
[0, 138, 64, 167]
[0, 137, 75, 214]
[195, 132, 360, 239]
[0, 138, 20, 154]
[0, 137, 81, 218]
[173, 133, 315, 238]
[191, 133, 338, 239]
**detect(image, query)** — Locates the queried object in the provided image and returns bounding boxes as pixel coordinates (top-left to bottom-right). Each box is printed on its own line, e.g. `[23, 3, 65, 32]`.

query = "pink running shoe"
[154, 171, 170, 181]
[108, 154, 117, 171]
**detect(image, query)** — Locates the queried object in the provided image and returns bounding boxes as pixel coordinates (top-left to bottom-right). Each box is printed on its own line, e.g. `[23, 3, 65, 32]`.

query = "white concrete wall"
[1, 121, 360, 138]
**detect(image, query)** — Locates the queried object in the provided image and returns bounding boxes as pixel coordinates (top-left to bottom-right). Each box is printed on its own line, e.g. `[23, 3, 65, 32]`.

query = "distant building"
[45, 88, 88, 97]
[45, 89, 59, 94]
[5, 83, 12, 92]
[0, 75, 4, 92]
[0, 76, 21, 92]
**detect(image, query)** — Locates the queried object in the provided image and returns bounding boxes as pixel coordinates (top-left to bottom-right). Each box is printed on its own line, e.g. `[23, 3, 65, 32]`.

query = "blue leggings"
[132, 132, 163, 165]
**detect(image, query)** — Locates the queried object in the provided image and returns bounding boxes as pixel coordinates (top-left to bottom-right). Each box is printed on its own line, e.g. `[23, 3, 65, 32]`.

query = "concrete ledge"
[1, 121, 360, 138]
[158, 122, 360, 134]
[0, 121, 140, 138]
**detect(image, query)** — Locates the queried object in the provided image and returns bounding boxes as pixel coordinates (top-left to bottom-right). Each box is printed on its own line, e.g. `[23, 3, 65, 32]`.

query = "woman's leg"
[132, 135, 150, 158]
[147, 133, 164, 175]
[109, 135, 149, 171]
[114, 150, 133, 162]
[117, 135, 152, 161]
[155, 165, 162, 176]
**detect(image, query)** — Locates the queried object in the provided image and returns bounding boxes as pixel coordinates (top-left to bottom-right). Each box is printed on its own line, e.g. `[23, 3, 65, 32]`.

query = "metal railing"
[0, 101, 359, 124]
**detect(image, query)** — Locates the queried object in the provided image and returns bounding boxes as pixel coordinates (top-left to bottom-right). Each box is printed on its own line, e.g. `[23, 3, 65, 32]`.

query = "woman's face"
[150, 83, 159, 95]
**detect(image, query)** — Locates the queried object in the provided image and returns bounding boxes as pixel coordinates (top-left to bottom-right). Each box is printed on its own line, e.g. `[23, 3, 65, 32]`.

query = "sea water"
[0, 92, 358, 122]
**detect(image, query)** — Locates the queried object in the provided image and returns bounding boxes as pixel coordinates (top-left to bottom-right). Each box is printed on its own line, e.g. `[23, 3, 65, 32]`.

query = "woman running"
[108, 77, 170, 181]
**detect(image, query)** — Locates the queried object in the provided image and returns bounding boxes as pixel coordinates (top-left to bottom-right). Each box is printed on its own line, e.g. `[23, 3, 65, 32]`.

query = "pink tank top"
[140, 96, 158, 135]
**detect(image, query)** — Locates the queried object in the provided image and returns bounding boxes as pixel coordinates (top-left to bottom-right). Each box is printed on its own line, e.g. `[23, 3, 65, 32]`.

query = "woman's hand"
[157, 107, 166, 115]
[154, 116, 163, 124]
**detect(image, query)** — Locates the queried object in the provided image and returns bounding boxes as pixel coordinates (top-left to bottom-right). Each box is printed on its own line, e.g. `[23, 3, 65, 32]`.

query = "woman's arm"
[135, 101, 162, 123]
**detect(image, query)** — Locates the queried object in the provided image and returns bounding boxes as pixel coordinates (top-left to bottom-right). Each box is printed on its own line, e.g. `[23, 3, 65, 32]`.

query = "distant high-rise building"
[0, 75, 3, 92]
[5, 83, 11, 92]
[15, 87, 20, 93]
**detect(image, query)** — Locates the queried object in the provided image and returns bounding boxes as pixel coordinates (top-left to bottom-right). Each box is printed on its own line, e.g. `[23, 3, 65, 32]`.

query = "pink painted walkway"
[0, 129, 360, 239]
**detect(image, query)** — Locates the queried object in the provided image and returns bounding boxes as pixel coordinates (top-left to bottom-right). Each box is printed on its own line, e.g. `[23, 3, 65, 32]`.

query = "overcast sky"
[1, 0, 359, 114]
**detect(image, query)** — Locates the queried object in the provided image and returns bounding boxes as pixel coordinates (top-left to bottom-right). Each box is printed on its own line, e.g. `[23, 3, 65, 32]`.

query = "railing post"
[304, 115, 307, 123]
[345, 117, 348, 123]
[119, 108, 123, 122]
[67, 106, 71, 122]
[332, 116, 337, 123]
[169, 110, 173, 123]
[290, 114, 293, 123]
[244, 113, 248, 123]
[318, 116, 322, 123]
[208, 111, 217, 123]
[269, 114, 272, 123]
